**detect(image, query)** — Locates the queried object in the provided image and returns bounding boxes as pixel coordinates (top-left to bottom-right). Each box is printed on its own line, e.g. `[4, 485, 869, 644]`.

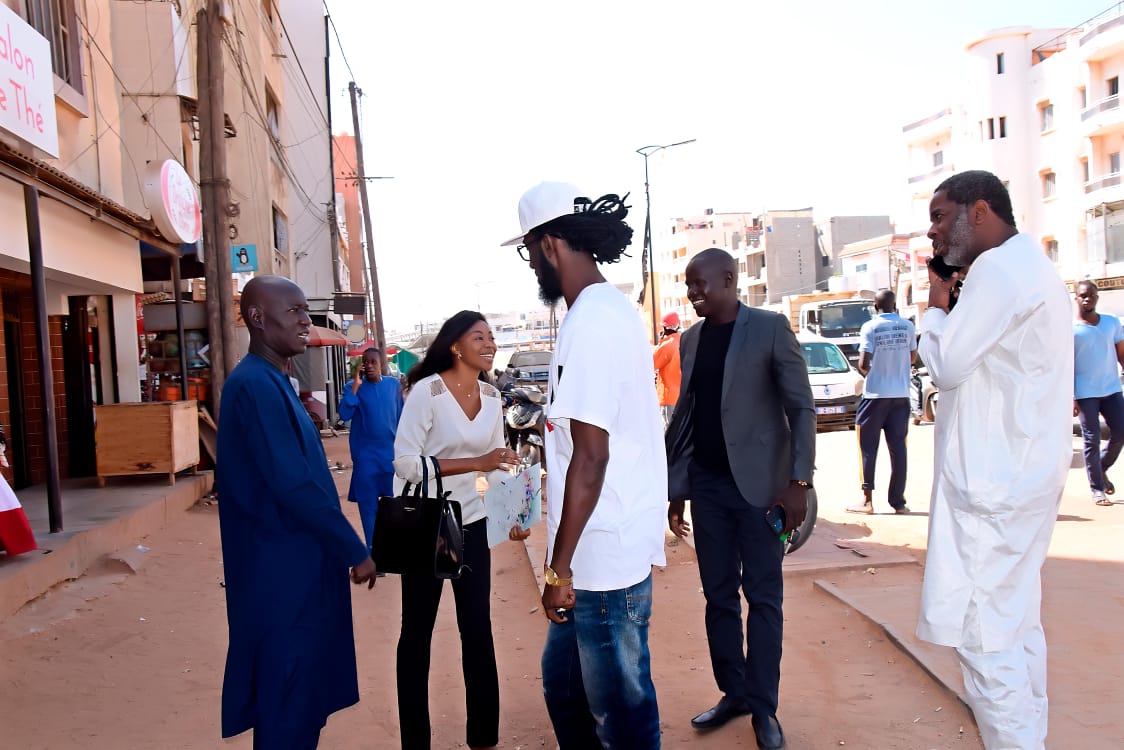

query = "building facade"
[902, 7, 1124, 302]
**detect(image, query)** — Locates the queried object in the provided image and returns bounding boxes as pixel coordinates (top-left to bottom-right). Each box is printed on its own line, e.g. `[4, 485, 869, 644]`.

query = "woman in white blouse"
[392, 310, 526, 750]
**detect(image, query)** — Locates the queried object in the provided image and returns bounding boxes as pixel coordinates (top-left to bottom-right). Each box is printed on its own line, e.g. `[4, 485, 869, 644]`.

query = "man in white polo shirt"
[502, 182, 667, 749]
[847, 289, 917, 515]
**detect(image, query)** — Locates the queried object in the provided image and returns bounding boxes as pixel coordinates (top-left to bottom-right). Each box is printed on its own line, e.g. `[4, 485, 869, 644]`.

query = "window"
[1083, 159, 1091, 184]
[1080, 86, 1088, 109]
[821, 255, 830, 267]
[933, 150, 943, 168]
[272, 205, 288, 255]
[988, 118, 996, 139]
[24, 0, 82, 93]
[266, 88, 281, 143]
[1039, 102, 1054, 132]
[1041, 171, 1056, 199]
[979, 120, 984, 140]
[996, 52, 1005, 74]
[855, 263, 868, 273]
[1112, 152, 1121, 174]
[1044, 239, 1059, 262]
[1110, 76, 1120, 98]
[999, 116, 1007, 138]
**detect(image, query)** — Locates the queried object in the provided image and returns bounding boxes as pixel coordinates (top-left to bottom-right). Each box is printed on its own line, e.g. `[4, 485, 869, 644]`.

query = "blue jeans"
[541, 573, 660, 749]
[1077, 392, 1124, 492]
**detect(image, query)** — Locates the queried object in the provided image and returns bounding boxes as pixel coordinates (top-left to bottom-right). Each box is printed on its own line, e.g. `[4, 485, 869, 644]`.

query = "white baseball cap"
[500, 182, 589, 246]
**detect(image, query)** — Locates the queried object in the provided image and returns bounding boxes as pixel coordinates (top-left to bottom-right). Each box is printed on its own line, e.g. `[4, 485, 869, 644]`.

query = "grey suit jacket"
[666, 304, 816, 506]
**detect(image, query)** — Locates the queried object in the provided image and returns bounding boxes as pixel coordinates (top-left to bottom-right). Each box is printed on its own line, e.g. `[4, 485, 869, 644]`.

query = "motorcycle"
[504, 384, 546, 467]
[910, 365, 938, 425]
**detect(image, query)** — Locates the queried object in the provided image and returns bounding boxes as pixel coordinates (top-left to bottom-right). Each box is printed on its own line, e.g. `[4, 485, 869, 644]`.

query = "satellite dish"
[346, 324, 367, 343]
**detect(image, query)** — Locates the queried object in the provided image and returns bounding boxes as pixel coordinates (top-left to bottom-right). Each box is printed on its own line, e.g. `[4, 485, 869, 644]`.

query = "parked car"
[505, 349, 552, 387]
[798, 335, 864, 431]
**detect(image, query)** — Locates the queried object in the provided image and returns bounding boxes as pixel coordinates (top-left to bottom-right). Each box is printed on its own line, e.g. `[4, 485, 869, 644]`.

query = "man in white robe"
[918, 171, 1071, 750]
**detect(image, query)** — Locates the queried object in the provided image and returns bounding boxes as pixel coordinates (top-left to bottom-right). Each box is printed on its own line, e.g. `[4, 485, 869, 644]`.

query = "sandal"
[1106, 478, 1115, 495]
[845, 503, 874, 515]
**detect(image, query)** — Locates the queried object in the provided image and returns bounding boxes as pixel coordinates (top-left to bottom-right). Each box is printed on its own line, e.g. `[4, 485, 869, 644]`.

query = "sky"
[323, 0, 1111, 332]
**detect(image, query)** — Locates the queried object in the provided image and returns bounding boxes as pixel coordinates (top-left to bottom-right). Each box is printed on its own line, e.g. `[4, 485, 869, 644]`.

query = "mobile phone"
[928, 256, 964, 309]
[927, 255, 962, 282]
[765, 505, 786, 537]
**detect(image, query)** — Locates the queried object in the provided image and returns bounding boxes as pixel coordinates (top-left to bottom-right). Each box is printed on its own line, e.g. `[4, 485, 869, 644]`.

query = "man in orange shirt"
[654, 312, 682, 426]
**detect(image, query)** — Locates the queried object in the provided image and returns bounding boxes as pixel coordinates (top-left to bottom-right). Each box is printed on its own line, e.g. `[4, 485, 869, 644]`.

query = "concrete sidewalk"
[0, 473, 213, 618]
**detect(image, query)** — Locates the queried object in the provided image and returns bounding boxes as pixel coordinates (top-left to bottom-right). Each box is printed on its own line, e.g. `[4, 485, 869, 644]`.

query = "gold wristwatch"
[544, 566, 573, 587]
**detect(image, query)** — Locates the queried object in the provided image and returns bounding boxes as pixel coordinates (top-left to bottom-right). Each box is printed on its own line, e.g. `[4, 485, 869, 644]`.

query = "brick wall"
[0, 274, 71, 486]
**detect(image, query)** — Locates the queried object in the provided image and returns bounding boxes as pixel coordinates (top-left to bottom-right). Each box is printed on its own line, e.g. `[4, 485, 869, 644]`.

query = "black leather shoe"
[752, 714, 786, 749]
[690, 696, 751, 730]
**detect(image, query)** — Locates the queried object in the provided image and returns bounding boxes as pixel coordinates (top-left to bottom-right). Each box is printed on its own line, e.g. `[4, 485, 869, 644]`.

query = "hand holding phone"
[927, 256, 964, 311]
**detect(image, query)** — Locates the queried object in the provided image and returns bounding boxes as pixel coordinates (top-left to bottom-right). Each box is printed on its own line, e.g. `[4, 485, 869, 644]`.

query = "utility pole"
[348, 82, 389, 374]
[197, 3, 238, 414]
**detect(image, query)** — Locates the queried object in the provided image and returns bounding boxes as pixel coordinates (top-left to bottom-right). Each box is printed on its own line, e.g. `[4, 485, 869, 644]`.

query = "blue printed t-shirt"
[859, 312, 916, 399]
[1074, 313, 1124, 399]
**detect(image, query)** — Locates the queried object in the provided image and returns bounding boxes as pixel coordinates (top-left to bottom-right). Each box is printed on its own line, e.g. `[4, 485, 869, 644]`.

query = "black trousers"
[689, 460, 785, 719]
[397, 518, 499, 749]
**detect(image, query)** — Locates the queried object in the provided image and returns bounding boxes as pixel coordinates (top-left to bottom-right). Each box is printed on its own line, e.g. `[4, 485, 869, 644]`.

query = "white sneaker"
[1093, 489, 1109, 505]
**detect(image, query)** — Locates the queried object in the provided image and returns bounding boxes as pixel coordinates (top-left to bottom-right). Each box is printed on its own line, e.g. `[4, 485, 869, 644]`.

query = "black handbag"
[373, 456, 467, 579]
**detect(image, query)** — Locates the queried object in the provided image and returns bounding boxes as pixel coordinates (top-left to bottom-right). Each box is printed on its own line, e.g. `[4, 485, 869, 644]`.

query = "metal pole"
[349, 82, 389, 375]
[24, 184, 63, 532]
[171, 254, 189, 401]
[636, 139, 695, 343]
[642, 153, 658, 344]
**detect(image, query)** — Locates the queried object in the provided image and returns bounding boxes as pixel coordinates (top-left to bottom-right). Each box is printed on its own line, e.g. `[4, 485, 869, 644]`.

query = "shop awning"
[307, 325, 348, 347]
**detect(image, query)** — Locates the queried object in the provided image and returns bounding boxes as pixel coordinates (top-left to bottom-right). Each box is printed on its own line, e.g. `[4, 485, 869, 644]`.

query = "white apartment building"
[903, 5, 1124, 300]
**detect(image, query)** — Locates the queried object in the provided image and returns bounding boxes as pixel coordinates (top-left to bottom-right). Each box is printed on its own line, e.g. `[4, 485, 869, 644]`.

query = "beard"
[942, 210, 976, 266]
[536, 258, 564, 306]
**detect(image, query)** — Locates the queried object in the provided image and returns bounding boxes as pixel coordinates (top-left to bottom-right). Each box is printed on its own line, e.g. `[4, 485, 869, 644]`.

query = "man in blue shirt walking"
[847, 289, 916, 515]
[1073, 280, 1124, 506]
[339, 347, 404, 549]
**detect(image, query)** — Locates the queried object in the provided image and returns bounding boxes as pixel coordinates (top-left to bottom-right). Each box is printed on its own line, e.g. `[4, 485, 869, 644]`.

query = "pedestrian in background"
[666, 248, 814, 750]
[654, 311, 682, 427]
[216, 275, 376, 749]
[919, 171, 1071, 750]
[339, 346, 403, 550]
[847, 289, 916, 515]
[393, 310, 526, 750]
[1072, 279, 1124, 507]
[504, 181, 666, 749]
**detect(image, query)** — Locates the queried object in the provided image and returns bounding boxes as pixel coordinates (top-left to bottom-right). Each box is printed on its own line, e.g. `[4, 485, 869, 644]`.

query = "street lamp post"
[636, 139, 695, 343]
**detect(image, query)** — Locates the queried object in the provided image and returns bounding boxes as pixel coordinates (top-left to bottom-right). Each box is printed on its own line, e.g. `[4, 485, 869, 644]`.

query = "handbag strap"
[403, 455, 429, 498]
[429, 456, 446, 498]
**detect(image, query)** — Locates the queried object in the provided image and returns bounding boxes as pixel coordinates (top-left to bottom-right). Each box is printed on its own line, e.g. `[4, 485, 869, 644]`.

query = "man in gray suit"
[666, 248, 816, 750]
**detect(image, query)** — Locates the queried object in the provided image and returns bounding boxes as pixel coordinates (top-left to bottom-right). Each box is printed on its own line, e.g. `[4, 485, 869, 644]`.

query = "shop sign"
[0, 4, 59, 157]
[231, 244, 258, 272]
[143, 159, 201, 244]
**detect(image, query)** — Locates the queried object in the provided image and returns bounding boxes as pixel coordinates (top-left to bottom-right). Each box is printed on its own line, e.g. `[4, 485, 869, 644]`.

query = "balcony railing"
[1034, 2, 1124, 63]
[902, 108, 952, 133]
[908, 164, 952, 184]
[1081, 5, 1124, 46]
[1086, 173, 1122, 193]
[1082, 95, 1121, 120]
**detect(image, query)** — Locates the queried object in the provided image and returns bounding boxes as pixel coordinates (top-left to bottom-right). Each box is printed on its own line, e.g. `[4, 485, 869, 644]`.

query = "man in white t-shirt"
[502, 182, 667, 749]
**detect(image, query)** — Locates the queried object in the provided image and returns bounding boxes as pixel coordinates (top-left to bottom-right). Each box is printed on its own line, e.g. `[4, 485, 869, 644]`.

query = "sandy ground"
[0, 433, 984, 750]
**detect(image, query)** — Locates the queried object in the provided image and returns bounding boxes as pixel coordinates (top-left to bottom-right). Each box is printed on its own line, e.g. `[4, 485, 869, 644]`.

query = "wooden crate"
[95, 401, 200, 486]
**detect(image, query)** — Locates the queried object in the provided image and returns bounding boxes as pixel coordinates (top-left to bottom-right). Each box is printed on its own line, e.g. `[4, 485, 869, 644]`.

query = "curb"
[813, 578, 971, 709]
[0, 473, 214, 619]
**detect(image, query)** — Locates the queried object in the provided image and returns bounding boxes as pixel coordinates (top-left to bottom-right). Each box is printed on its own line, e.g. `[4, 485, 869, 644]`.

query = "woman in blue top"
[339, 347, 404, 549]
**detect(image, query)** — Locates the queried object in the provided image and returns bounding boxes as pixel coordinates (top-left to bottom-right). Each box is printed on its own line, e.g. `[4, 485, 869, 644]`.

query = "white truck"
[797, 298, 876, 366]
